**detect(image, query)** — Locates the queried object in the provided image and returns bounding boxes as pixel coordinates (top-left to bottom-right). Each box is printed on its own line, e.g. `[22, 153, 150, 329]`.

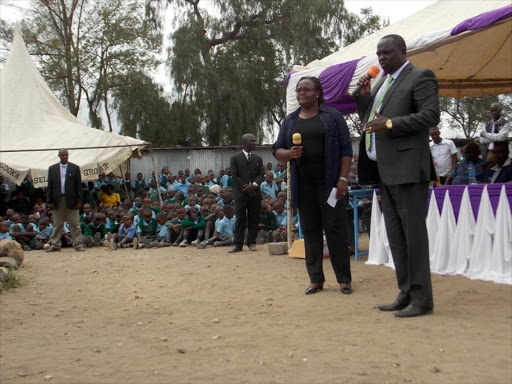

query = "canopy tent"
[0, 31, 148, 188]
[286, 0, 512, 115]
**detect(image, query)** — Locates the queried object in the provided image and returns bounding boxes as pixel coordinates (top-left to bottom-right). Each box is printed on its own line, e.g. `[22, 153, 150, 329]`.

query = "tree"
[439, 95, 512, 138]
[1, 0, 161, 131]
[146, 0, 387, 145]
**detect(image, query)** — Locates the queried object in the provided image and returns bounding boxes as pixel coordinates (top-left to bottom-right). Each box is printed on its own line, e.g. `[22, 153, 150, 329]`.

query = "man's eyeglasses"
[295, 87, 316, 94]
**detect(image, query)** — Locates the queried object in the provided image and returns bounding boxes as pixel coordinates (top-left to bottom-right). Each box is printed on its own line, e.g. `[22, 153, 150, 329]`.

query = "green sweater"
[260, 212, 278, 231]
[182, 215, 206, 230]
[84, 222, 107, 237]
[137, 218, 158, 237]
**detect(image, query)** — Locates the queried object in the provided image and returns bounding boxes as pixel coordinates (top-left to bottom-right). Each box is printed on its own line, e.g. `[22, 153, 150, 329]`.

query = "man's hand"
[47, 203, 55, 210]
[242, 183, 255, 194]
[336, 180, 348, 200]
[75, 203, 81, 210]
[363, 111, 389, 133]
[289, 146, 303, 160]
[356, 74, 372, 96]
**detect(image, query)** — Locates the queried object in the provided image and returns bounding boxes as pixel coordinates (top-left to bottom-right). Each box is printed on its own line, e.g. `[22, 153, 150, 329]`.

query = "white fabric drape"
[445, 187, 476, 275]
[488, 186, 512, 284]
[466, 186, 496, 281]
[432, 190, 457, 274]
[368, 185, 511, 285]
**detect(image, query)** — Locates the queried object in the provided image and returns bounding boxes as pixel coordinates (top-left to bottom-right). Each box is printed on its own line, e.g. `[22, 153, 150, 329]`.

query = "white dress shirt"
[60, 163, 68, 194]
[366, 60, 410, 161]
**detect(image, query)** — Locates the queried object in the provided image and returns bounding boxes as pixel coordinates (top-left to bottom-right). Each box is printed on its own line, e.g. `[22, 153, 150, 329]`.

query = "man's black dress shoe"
[378, 297, 409, 311]
[228, 246, 243, 253]
[305, 283, 324, 295]
[394, 304, 433, 318]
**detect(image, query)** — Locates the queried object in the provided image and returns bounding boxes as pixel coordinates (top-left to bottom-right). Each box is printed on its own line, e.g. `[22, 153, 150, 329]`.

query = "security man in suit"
[46, 149, 85, 252]
[229, 134, 265, 253]
[356, 34, 440, 318]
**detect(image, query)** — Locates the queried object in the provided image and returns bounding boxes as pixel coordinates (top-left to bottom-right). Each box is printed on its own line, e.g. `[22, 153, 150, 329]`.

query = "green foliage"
[2, 269, 27, 291]
[146, 0, 387, 145]
[439, 95, 512, 138]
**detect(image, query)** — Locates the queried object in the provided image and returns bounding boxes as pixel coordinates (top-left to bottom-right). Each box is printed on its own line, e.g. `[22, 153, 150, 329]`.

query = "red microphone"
[350, 65, 380, 97]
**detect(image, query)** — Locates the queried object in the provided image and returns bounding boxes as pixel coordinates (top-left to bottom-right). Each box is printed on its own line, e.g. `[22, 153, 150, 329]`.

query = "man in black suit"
[356, 34, 440, 318]
[229, 134, 265, 253]
[46, 149, 85, 252]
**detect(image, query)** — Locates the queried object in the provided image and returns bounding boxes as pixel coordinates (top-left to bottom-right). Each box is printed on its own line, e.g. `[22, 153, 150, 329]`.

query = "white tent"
[286, 0, 512, 114]
[0, 31, 148, 187]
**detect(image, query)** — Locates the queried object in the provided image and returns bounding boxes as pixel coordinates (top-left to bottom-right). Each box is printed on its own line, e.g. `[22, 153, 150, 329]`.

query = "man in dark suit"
[229, 134, 265, 253]
[46, 149, 85, 252]
[356, 34, 440, 318]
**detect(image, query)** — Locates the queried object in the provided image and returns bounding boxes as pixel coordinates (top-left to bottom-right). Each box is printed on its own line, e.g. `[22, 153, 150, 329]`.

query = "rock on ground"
[0, 257, 18, 269]
[0, 240, 24, 266]
[0, 266, 9, 282]
[268, 242, 288, 255]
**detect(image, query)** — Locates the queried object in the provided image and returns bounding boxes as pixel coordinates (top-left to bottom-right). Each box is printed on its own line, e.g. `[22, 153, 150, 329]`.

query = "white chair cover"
[466, 186, 496, 281]
[446, 187, 476, 275]
[382, 214, 395, 270]
[426, 191, 441, 265]
[488, 185, 512, 284]
[432, 190, 457, 274]
[366, 191, 388, 265]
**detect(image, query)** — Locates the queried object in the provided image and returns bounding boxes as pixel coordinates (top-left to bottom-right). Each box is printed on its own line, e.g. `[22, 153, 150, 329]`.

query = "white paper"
[327, 188, 338, 208]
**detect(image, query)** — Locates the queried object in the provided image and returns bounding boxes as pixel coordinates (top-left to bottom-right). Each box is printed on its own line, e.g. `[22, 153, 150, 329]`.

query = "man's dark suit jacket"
[357, 63, 440, 184]
[230, 152, 265, 200]
[47, 162, 83, 209]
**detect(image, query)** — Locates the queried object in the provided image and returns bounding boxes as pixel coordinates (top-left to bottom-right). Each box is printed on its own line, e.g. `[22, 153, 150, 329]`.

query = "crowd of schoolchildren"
[0, 162, 294, 252]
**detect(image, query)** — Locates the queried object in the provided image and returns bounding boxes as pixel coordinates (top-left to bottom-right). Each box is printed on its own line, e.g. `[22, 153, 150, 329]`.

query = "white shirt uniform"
[429, 138, 458, 177]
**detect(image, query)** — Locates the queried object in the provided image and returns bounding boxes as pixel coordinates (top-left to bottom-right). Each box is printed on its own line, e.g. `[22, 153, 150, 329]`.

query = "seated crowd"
[0, 163, 293, 252]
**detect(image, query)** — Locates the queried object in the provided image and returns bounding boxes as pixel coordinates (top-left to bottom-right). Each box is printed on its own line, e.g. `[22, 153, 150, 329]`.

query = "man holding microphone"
[355, 34, 440, 317]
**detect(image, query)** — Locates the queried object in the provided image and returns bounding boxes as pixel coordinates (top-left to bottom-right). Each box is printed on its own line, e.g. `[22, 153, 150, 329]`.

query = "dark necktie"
[247, 153, 251, 160]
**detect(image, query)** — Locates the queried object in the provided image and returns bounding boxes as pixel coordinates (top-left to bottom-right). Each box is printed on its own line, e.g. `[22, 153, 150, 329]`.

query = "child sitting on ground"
[272, 200, 287, 242]
[152, 212, 170, 247]
[105, 213, 137, 249]
[35, 217, 53, 250]
[169, 207, 186, 246]
[10, 214, 37, 251]
[84, 213, 107, 247]
[136, 208, 158, 249]
[199, 205, 235, 248]
[258, 200, 278, 243]
[179, 207, 205, 247]
[0, 220, 13, 241]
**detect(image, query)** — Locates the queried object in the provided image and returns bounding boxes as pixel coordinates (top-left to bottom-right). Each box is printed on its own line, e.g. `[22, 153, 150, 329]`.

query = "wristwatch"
[338, 176, 348, 183]
[385, 119, 393, 129]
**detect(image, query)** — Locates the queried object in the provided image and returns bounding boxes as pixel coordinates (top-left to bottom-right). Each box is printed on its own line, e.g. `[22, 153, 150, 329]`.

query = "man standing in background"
[46, 149, 84, 252]
[229, 134, 265, 253]
[429, 127, 458, 184]
[474, 103, 510, 160]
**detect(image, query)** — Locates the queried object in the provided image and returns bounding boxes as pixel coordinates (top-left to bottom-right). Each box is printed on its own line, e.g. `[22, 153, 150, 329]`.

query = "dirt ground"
[1, 235, 511, 384]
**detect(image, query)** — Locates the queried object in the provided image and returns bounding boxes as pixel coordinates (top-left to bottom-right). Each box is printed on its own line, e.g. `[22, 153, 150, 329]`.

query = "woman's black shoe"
[340, 285, 353, 295]
[305, 283, 324, 295]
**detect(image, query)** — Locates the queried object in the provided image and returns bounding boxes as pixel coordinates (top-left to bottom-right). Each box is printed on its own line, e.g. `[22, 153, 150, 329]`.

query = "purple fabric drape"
[451, 4, 512, 36]
[318, 58, 361, 115]
[285, 71, 296, 88]
[428, 183, 512, 222]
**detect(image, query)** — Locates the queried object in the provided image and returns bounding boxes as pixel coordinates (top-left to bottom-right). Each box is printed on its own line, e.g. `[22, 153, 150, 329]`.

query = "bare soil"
[1, 237, 511, 384]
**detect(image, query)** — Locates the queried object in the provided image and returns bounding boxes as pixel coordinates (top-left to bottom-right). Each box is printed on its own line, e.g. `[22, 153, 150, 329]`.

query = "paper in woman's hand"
[327, 188, 338, 208]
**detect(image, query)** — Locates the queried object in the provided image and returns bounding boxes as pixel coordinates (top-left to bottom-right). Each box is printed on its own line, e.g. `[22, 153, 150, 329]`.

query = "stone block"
[268, 242, 288, 255]
[0, 239, 24, 266]
[0, 257, 18, 269]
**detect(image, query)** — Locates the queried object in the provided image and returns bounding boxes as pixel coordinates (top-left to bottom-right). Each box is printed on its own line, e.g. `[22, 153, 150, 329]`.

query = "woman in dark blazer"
[272, 76, 353, 295]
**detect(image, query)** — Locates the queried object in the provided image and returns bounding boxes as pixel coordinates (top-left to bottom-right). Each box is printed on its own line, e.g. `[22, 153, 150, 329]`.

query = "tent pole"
[119, 165, 130, 202]
[149, 147, 163, 207]
[286, 161, 292, 251]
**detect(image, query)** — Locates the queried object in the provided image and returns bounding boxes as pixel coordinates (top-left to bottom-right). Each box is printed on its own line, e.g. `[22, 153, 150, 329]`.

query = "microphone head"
[292, 133, 302, 145]
[368, 65, 380, 79]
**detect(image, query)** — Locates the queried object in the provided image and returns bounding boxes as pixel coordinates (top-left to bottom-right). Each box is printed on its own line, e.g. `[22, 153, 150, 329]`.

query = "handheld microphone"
[350, 65, 380, 97]
[292, 133, 302, 167]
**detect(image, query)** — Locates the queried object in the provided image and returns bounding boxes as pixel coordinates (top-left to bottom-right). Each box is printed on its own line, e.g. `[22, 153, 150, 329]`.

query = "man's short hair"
[382, 34, 407, 51]
[58, 149, 68, 155]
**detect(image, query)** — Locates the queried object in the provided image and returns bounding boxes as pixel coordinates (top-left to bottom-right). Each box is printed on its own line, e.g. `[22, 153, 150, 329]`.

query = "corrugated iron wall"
[129, 141, 361, 179]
